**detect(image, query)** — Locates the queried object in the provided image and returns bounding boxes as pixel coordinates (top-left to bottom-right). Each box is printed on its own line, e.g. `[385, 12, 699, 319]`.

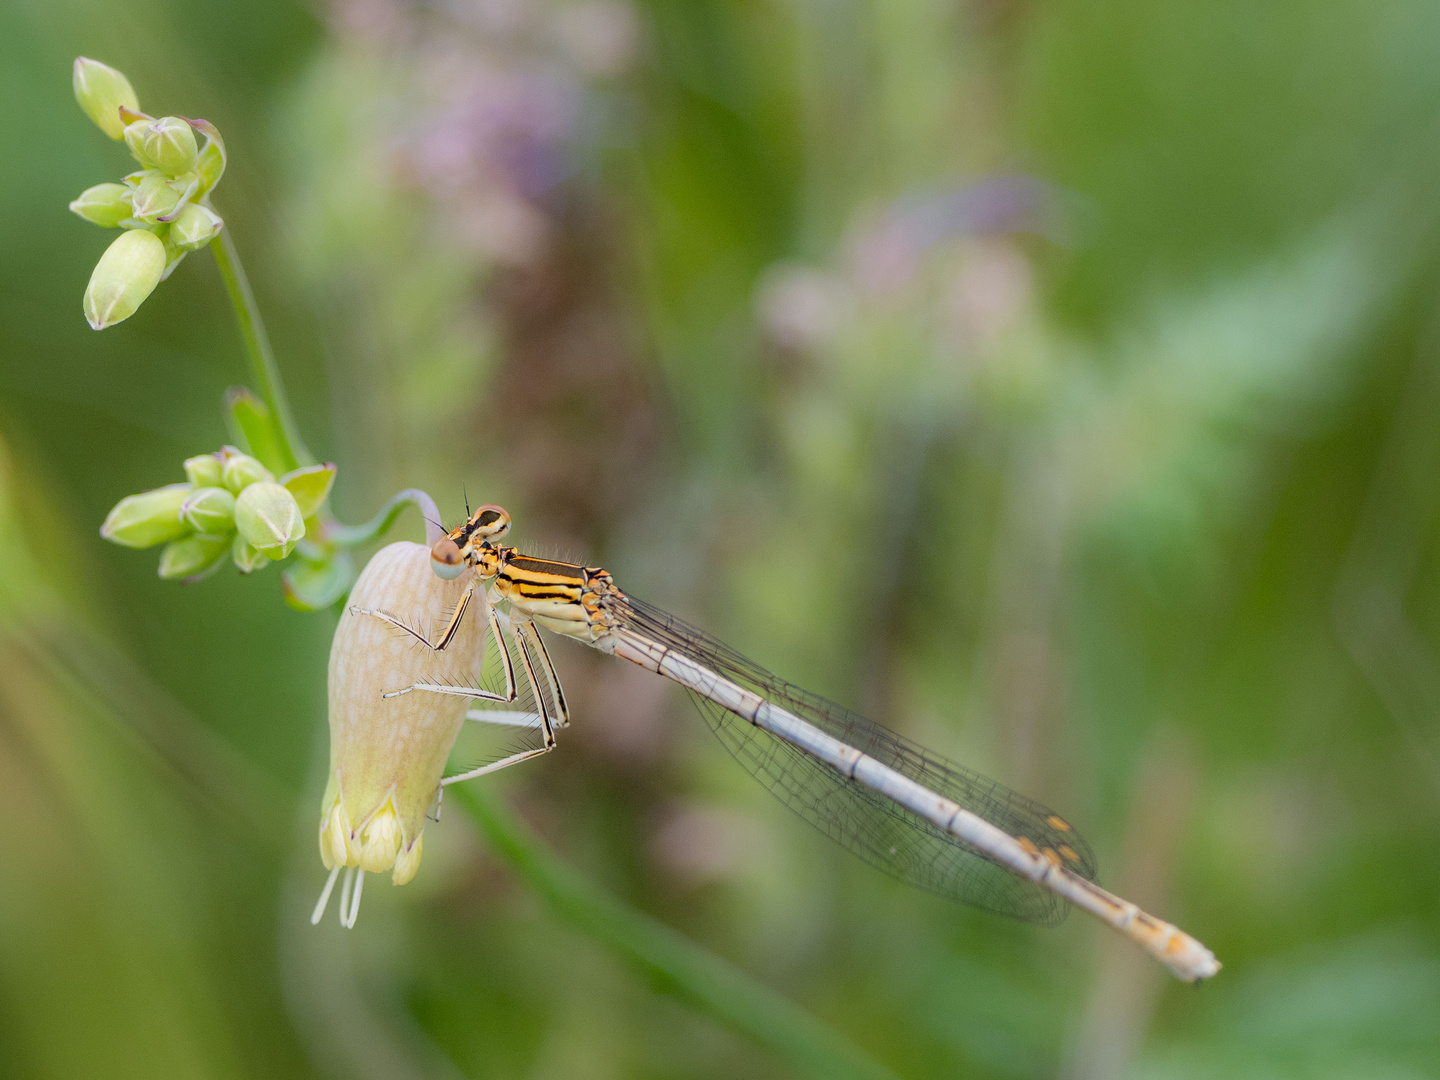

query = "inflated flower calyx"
[84, 229, 165, 330]
[183, 453, 225, 488]
[69, 183, 132, 228]
[220, 451, 274, 493]
[234, 481, 305, 559]
[140, 117, 198, 177]
[179, 486, 236, 535]
[73, 57, 139, 140]
[312, 542, 489, 927]
[100, 483, 193, 549]
[158, 533, 231, 580]
[170, 203, 223, 251]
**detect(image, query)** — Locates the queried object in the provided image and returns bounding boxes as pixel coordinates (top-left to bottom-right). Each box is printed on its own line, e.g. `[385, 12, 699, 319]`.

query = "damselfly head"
[433, 503, 511, 578]
[430, 536, 466, 579]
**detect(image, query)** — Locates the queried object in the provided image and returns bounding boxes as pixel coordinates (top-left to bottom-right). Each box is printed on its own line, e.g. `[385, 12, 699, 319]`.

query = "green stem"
[452, 784, 902, 1080]
[210, 228, 312, 472]
[326, 488, 445, 548]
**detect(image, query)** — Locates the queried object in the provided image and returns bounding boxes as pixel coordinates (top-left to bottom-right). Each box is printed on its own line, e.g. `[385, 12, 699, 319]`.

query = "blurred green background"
[3, 0, 1439, 1077]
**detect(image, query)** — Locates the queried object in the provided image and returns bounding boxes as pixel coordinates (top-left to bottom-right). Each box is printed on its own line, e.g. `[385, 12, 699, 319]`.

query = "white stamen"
[346, 869, 366, 928]
[310, 865, 342, 925]
[338, 867, 355, 928]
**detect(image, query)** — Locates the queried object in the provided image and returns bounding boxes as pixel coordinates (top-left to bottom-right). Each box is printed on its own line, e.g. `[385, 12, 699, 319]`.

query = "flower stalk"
[209, 230, 312, 473]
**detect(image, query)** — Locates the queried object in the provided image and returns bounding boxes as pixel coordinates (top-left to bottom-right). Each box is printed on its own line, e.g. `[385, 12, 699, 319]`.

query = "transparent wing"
[452, 614, 553, 765]
[618, 597, 1097, 925]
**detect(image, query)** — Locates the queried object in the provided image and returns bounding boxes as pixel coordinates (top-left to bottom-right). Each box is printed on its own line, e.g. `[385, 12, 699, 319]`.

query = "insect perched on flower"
[312, 540, 492, 926]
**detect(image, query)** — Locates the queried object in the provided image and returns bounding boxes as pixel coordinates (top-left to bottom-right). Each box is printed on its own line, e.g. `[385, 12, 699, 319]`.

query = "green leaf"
[279, 463, 337, 518]
[282, 552, 353, 611]
[225, 387, 287, 475]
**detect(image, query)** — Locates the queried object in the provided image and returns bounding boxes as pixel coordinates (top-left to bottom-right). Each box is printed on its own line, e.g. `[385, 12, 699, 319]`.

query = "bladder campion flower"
[312, 541, 489, 927]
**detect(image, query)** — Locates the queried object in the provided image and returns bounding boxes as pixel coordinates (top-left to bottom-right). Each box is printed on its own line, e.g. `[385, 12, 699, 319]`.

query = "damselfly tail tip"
[1164, 931, 1221, 983]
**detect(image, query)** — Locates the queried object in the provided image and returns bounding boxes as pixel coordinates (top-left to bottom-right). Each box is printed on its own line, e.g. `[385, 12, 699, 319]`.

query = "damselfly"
[355, 503, 1220, 982]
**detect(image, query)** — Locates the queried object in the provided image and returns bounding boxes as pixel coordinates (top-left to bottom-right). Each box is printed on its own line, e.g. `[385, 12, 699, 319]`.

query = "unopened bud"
[232, 533, 269, 574]
[280, 463, 337, 517]
[235, 481, 305, 559]
[170, 203, 223, 251]
[158, 533, 231, 580]
[73, 57, 139, 140]
[179, 486, 236, 534]
[141, 117, 198, 176]
[69, 183, 132, 228]
[129, 173, 180, 224]
[84, 228, 165, 330]
[100, 483, 192, 548]
[123, 120, 157, 168]
[221, 451, 274, 493]
[183, 453, 224, 488]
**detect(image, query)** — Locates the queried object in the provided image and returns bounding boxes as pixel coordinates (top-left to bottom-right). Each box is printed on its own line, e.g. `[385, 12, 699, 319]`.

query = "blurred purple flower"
[848, 175, 1065, 295]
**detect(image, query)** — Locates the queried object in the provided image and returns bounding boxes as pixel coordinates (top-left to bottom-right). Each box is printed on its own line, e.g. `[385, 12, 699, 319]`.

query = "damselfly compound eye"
[470, 504, 510, 541]
[430, 536, 465, 579]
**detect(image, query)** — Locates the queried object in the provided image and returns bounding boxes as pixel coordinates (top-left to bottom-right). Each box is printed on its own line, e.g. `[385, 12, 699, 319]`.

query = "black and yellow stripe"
[489, 548, 620, 642]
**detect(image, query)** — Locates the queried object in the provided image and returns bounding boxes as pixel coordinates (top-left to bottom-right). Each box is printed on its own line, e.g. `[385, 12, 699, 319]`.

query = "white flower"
[312, 540, 489, 927]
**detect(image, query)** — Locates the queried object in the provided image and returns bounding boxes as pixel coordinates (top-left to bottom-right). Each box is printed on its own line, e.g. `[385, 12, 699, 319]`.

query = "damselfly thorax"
[345, 501, 1221, 983]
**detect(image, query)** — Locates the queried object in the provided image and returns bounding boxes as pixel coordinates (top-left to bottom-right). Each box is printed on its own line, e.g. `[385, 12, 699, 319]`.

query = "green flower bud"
[158, 533, 231, 580]
[83, 228, 165, 330]
[140, 117, 198, 176]
[235, 481, 305, 559]
[73, 57, 139, 140]
[129, 172, 180, 223]
[123, 120, 157, 167]
[232, 533, 269, 574]
[280, 463, 337, 518]
[183, 453, 224, 488]
[170, 203, 223, 251]
[69, 183, 132, 228]
[179, 486, 237, 534]
[100, 483, 193, 549]
[221, 451, 274, 492]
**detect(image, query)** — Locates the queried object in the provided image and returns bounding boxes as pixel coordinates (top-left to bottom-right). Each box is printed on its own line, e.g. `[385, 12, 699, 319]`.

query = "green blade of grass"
[452, 783, 903, 1080]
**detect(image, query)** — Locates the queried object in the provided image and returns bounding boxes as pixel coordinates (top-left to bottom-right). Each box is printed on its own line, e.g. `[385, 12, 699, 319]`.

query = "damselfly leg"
[440, 611, 561, 786]
[350, 591, 566, 791]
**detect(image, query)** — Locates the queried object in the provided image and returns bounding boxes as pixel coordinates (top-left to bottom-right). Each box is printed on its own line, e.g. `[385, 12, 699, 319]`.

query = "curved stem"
[326, 488, 445, 548]
[210, 227, 312, 472]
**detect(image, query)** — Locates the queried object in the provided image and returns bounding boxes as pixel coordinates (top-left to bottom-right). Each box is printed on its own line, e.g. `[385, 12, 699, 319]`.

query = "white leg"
[379, 605, 520, 702]
[467, 709, 543, 727]
[440, 616, 560, 787]
[515, 617, 570, 728]
[440, 744, 555, 786]
[350, 576, 478, 652]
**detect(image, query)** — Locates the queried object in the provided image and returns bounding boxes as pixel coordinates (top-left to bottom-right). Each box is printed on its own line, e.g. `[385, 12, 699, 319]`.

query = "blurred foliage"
[2, 0, 1440, 1077]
